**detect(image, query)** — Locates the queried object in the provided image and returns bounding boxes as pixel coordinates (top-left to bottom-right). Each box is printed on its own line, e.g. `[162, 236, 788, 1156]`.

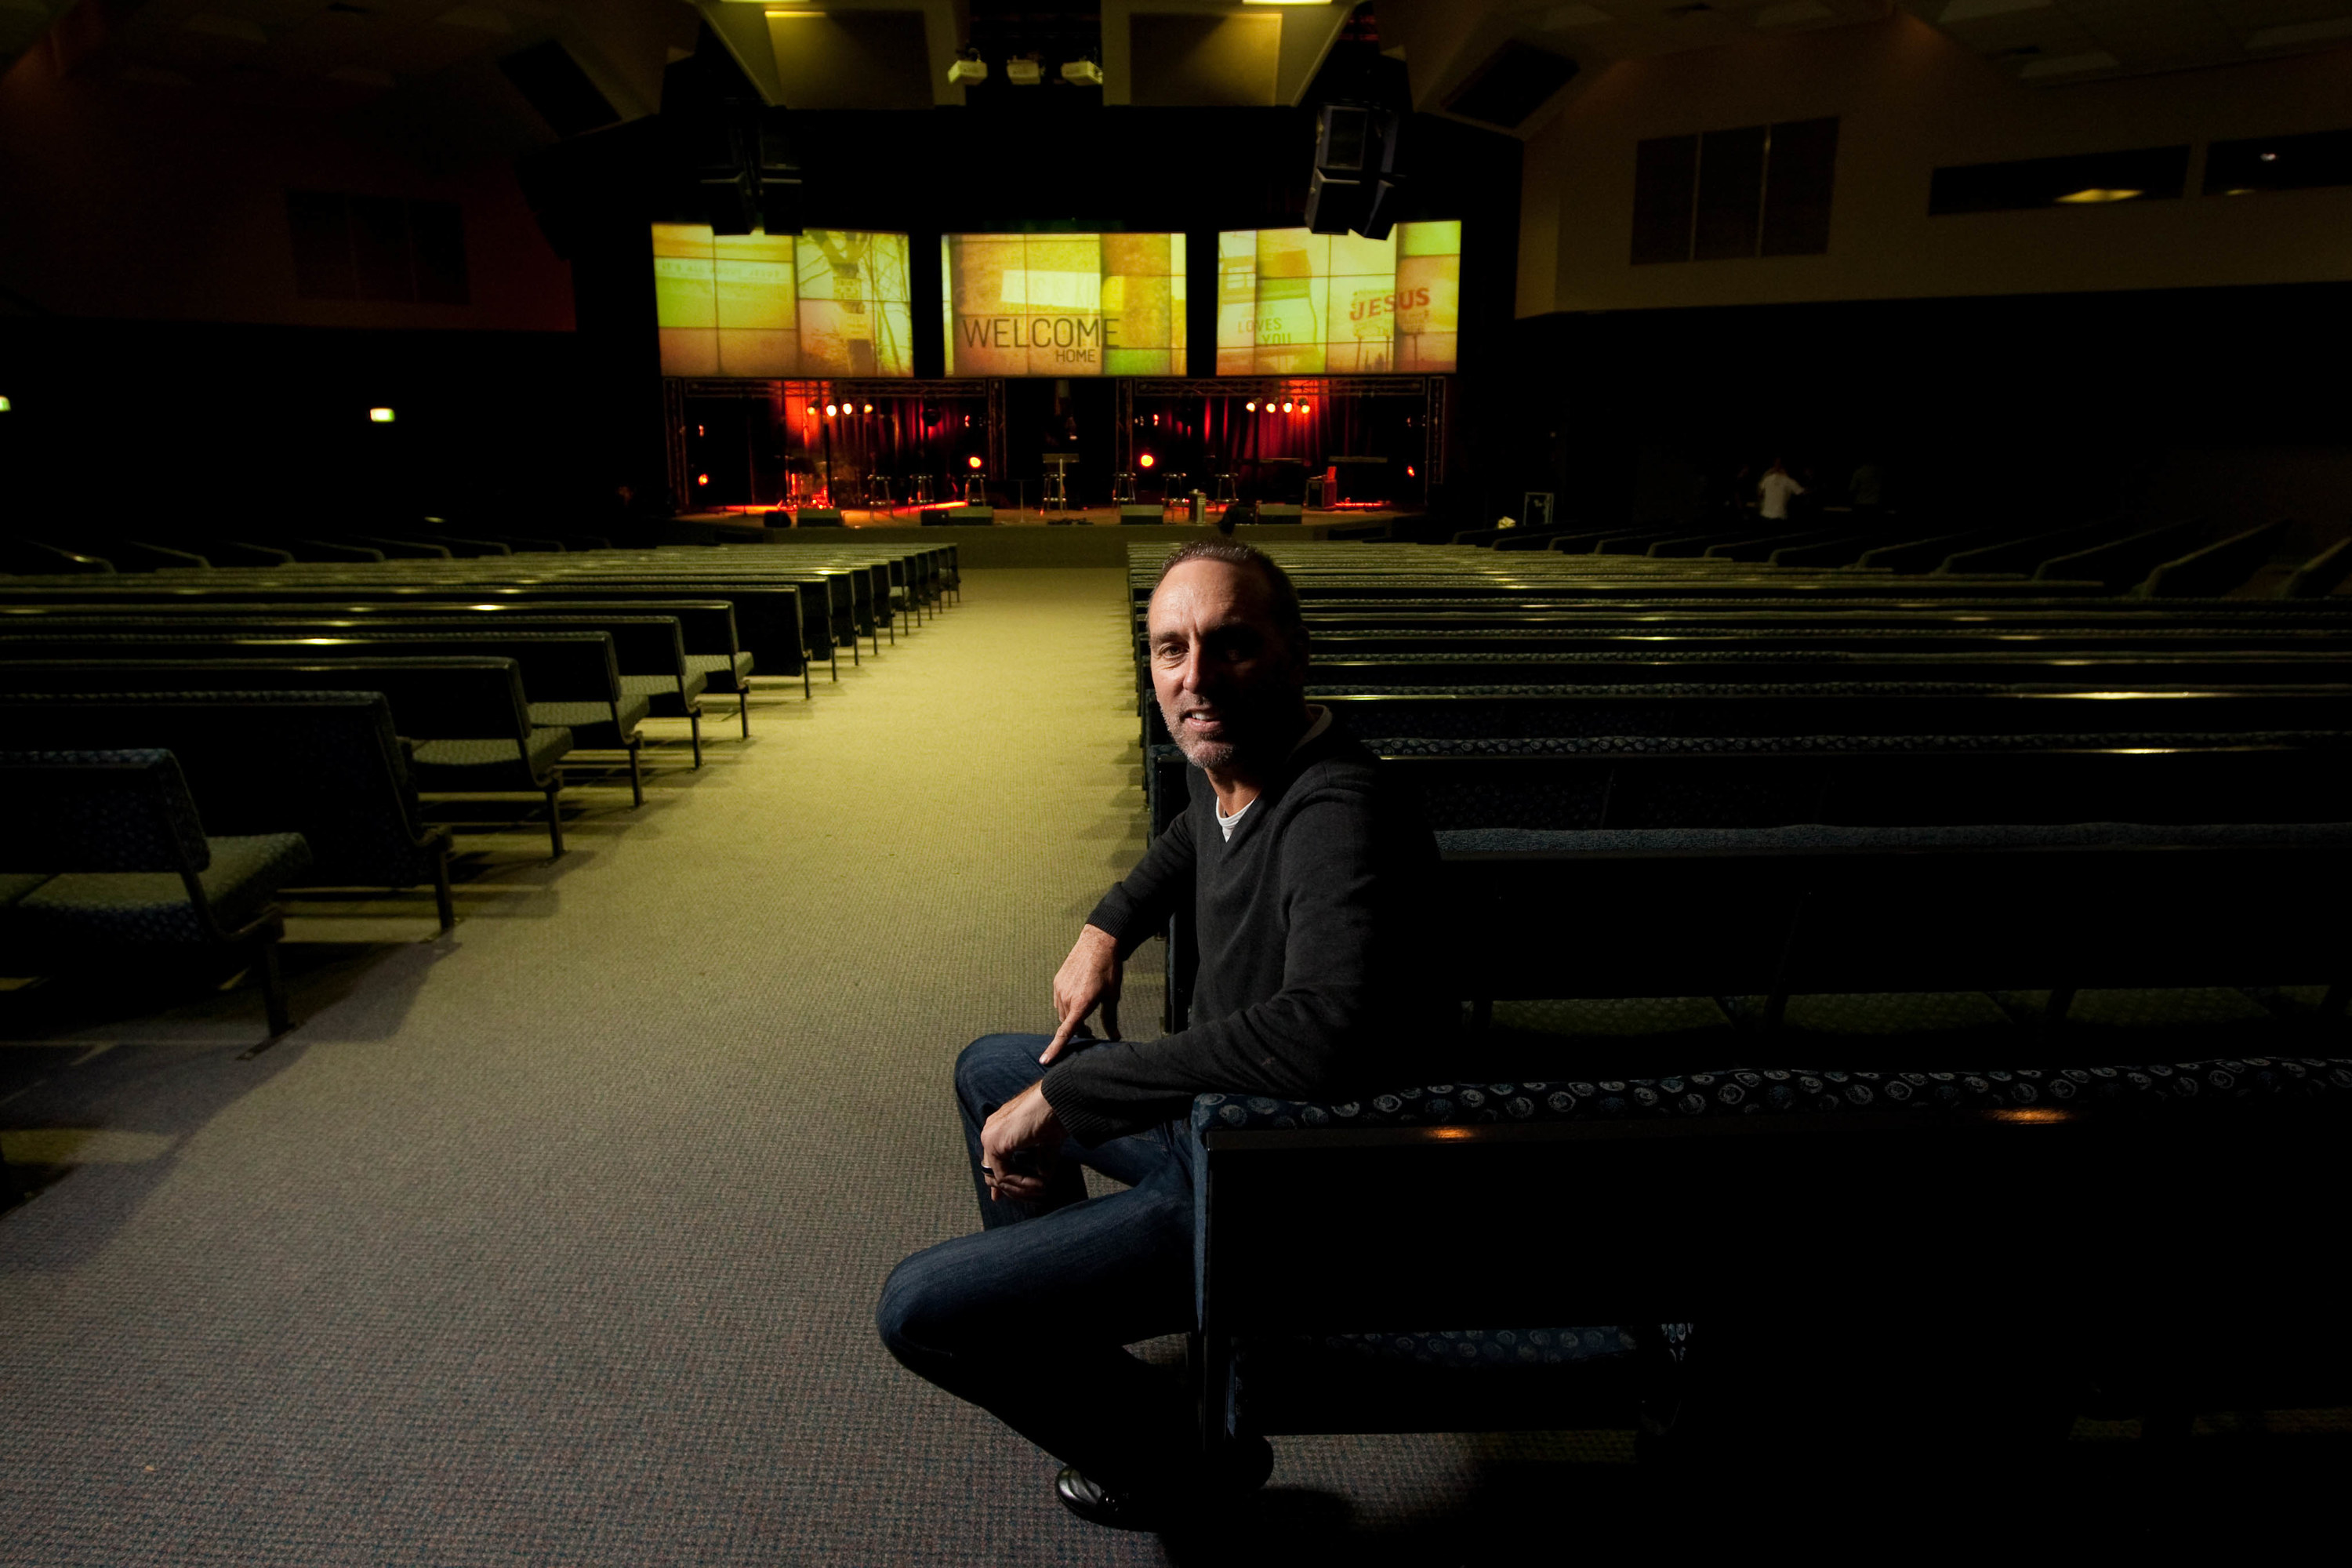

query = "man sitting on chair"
[877, 538, 1445, 1531]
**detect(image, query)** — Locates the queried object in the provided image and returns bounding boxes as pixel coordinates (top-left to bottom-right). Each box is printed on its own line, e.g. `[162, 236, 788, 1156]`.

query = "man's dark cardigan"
[1041, 719, 1445, 1146]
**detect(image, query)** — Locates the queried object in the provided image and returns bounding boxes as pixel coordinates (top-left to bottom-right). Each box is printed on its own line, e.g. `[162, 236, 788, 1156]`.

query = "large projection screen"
[941, 233, 1186, 376]
[654, 225, 914, 377]
[1216, 222, 1460, 374]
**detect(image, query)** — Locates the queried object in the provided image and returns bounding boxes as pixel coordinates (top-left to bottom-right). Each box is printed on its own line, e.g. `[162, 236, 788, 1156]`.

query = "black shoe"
[1054, 1467, 1173, 1533]
[1054, 1437, 1275, 1534]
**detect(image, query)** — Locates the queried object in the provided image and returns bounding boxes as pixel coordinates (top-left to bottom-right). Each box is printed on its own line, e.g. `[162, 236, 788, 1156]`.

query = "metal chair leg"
[260, 939, 290, 1036]
[626, 740, 644, 807]
[544, 782, 566, 858]
[432, 850, 455, 933]
[235, 938, 295, 1059]
[689, 713, 703, 768]
[738, 689, 750, 738]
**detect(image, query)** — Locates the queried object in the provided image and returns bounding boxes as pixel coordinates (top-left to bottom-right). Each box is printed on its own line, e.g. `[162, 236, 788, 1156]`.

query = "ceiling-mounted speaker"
[756, 114, 802, 236]
[1305, 167, 1364, 236]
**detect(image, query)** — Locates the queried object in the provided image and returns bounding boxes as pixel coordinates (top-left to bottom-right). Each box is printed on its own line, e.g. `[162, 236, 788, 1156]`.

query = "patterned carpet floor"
[0, 567, 2340, 1564]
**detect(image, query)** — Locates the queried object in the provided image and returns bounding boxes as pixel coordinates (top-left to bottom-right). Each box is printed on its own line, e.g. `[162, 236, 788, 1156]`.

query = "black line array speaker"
[689, 103, 800, 237]
[1305, 56, 1410, 241]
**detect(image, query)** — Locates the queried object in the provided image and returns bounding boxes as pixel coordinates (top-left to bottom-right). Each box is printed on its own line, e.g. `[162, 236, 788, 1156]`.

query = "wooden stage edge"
[666, 510, 1420, 568]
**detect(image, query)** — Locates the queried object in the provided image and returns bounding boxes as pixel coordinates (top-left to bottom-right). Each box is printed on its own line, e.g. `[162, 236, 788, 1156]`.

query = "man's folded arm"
[1084, 802, 1197, 958]
[1043, 789, 1406, 1145]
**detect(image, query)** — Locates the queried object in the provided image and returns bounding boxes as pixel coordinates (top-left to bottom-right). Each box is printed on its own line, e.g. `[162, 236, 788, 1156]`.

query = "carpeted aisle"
[0, 567, 1523, 1568]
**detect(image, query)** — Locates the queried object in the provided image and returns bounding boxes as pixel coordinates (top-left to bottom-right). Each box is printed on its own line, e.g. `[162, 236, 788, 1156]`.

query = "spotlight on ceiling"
[1005, 56, 1043, 86]
[824, 403, 838, 416]
[967, 456, 983, 469]
[948, 50, 988, 85]
[1245, 400, 1257, 412]
[1062, 59, 1103, 86]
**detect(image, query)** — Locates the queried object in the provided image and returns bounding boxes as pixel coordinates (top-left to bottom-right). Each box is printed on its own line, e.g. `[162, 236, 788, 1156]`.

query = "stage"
[666, 512, 1416, 565]
[678, 504, 1418, 530]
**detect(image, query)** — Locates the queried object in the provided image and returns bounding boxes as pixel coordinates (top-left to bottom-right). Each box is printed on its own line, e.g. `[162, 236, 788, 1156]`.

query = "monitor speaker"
[1119, 505, 1162, 524]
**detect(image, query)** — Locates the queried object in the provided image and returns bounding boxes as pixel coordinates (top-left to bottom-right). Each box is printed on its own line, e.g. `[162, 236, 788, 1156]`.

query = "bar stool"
[911, 473, 934, 506]
[1110, 470, 1138, 503]
[1040, 457, 1073, 513]
[1208, 470, 1238, 505]
[868, 474, 895, 514]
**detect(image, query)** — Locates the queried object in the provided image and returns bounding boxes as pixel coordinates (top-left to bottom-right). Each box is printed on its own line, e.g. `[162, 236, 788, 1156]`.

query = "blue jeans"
[876, 1033, 1202, 1493]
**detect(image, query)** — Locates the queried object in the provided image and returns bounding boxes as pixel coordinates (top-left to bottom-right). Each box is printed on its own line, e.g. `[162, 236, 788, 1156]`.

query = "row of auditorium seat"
[1451, 515, 2352, 597]
[1135, 538, 2352, 1450]
[0, 536, 960, 1049]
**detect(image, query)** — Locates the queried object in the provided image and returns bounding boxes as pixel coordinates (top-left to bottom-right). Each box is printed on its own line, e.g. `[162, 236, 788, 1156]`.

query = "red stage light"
[1244, 401, 1256, 412]
[967, 456, 982, 470]
[806, 404, 817, 415]
[1139, 453, 1156, 469]
[862, 403, 873, 414]
[825, 403, 838, 416]
[1282, 401, 1294, 412]
[1406, 466, 1417, 477]
[696, 473, 710, 486]
[1301, 401, 1312, 412]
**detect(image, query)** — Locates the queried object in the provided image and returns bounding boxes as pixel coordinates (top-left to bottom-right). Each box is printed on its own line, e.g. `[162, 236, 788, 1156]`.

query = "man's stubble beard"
[1159, 691, 1296, 773]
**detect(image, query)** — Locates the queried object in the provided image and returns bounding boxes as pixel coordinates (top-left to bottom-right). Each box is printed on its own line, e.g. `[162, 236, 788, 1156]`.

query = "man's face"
[1147, 558, 1306, 772]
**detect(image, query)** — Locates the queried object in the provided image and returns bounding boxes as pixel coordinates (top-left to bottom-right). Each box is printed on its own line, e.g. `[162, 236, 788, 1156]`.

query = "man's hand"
[1041, 924, 1122, 1064]
[980, 1081, 1065, 1203]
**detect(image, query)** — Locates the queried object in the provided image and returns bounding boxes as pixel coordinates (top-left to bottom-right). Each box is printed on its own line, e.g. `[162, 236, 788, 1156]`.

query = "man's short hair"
[1153, 539, 1308, 653]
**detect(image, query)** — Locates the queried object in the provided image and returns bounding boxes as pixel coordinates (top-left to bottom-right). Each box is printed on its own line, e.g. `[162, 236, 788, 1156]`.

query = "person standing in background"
[1758, 459, 1806, 524]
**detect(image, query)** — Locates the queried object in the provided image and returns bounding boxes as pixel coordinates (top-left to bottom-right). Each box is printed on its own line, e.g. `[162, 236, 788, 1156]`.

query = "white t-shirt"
[1758, 471, 1806, 521]
[1216, 706, 1333, 841]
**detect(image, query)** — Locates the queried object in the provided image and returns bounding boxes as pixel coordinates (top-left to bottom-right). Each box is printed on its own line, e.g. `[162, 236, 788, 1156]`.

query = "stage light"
[948, 53, 988, 85]
[0, 395, 11, 412]
[967, 456, 982, 469]
[824, 403, 838, 416]
[1139, 453, 1156, 468]
[1406, 465, 1416, 477]
[1245, 401, 1257, 412]
[697, 473, 710, 486]
[1301, 401, 1312, 412]
[1005, 57, 1042, 86]
[806, 403, 817, 415]
[368, 407, 395, 423]
[862, 403, 873, 413]
[1282, 401, 1293, 412]
[1062, 59, 1103, 86]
